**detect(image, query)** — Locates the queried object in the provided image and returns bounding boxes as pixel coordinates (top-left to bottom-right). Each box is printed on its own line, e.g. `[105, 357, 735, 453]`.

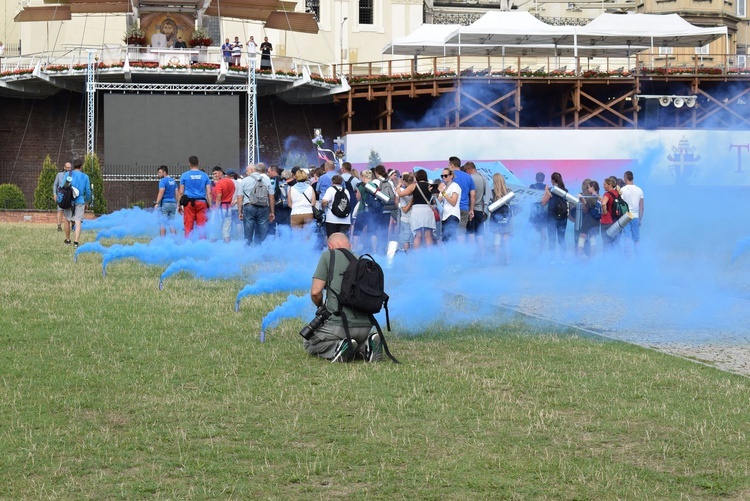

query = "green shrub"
[0, 183, 27, 209]
[83, 153, 107, 215]
[33, 155, 59, 210]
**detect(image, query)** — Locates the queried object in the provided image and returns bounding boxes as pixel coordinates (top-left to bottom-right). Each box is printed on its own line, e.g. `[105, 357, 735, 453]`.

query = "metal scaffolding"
[85, 80, 254, 163]
[86, 50, 96, 154]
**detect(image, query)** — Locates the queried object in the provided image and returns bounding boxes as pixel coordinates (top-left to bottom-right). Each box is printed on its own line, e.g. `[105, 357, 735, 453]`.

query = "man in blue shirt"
[154, 165, 177, 236]
[63, 158, 92, 248]
[448, 156, 476, 243]
[177, 156, 212, 238]
[316, 160, 336, 197]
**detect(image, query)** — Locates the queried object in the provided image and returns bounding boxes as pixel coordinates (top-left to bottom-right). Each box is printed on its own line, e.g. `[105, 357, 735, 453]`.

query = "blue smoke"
[731, 236, 750, 264]
[260, 294, 315, 342]
[235, 264, 310, 310]
[159, 241, 251, 286]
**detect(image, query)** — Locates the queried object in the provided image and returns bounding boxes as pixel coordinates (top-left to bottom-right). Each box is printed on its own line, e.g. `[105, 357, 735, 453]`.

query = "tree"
[367, 148, 382, 169]
[0, 184, 27, 209]
[33, 155, 59, 210]
[83, 153, 107, 215]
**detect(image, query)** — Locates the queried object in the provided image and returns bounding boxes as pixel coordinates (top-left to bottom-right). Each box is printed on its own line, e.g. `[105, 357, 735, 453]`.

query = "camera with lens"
[299, 306, 332, 340]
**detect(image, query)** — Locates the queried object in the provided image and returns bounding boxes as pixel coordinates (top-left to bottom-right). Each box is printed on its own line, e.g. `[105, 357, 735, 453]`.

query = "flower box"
[44, 65, 69, 73]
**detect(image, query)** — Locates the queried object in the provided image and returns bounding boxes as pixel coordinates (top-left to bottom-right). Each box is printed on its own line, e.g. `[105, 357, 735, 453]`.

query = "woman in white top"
[321, 175, 351, 238]
[288, 169, 315, 229]
[438, 168, 461, 243]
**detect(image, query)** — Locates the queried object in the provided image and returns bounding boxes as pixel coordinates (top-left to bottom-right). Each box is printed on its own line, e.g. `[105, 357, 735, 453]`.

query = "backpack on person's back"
[330, 186, 351, 218]
[606, 189, 628, 220]
[245, 174, 269, 206]
[549, 192, 569, 220]
[57, 176, 79, 210]
[329, 249, 399, 363]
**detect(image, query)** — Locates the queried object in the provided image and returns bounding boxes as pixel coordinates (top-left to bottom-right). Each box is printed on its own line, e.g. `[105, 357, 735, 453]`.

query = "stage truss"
[85, 68, 258, 165]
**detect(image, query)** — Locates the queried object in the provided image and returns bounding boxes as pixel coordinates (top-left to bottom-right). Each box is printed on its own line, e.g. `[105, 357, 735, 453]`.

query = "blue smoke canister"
[549, 185, 580, 205]
[488, 192, 515, 212]
[364, 182, 391, 204]
[605, 212, 634, 239]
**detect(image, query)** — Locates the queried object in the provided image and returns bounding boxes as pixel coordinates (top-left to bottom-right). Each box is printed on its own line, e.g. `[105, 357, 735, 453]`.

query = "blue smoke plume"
[235, 264, 310, 310]
[731, 236, 750, 264]
[259, 294, 315, 342]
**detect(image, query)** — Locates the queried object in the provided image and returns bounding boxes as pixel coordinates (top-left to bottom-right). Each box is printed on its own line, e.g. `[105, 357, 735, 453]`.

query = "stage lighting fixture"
[673, 97, 685, 108]
[686, 96, 697, 108]
[659, 96, 672, 107]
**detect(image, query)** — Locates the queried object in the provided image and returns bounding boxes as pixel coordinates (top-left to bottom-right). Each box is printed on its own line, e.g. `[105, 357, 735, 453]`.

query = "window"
[359, 0, 373, 25]
[695, 44, 709, 55]
[658, 46, 674, 55]
[306, 0, 320, 21]
[739, 0, 746, 18]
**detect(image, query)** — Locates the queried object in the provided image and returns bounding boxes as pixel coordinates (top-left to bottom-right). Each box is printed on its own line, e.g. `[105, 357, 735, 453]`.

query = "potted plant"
[188, 27, 213, 48]
[123, 27, 146, 46]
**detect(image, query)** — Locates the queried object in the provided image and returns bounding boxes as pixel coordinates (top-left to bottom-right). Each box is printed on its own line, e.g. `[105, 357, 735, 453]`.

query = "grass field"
[1, 224, 749, 499]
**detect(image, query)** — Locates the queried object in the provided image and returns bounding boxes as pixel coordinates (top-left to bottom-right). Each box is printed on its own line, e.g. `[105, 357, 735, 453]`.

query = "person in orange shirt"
[212, 166, 236, 242]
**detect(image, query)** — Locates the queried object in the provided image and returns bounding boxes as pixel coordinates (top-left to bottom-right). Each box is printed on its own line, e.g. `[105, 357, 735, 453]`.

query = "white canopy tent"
[577, 13, 728, 49]
[446, 11, 574, 46]
[382, 12, 729, 72]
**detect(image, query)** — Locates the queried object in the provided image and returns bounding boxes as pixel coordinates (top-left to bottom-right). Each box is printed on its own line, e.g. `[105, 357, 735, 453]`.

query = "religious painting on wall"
[140, 13, 195, 49]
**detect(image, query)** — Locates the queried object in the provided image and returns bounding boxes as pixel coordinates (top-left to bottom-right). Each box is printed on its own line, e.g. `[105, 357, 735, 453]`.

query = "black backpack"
[608, 190, 629, 220]
[58, 180, 75, 210]
[549, 193, 569, 220]
[330, 186, 351, 218]
[329, 249, 399, 363]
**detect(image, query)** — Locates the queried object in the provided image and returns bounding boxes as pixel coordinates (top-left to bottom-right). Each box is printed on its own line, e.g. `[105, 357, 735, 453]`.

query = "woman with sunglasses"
[438, 169, 461, 243]
[396, 170, 435, 248]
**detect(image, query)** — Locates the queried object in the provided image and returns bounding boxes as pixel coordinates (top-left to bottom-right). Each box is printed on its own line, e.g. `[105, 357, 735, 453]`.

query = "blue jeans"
[442, 215, 459, 242]
[243, 204, 270, 245]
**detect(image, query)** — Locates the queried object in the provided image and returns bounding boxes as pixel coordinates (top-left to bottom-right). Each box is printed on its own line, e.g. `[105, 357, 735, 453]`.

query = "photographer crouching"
[302, 233, 383, 363]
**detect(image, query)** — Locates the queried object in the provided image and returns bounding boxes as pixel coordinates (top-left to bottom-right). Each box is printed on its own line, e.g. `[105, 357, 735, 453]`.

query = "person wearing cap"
[63, 158, 92, 248]
[53, 161, 73, 232]
[211, 166, 236, 243]
[154, 165, 177, 236]
[177, 155, 212, 238]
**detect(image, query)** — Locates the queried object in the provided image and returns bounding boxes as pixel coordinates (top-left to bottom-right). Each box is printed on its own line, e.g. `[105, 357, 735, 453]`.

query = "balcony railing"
[335, 53, 750, 82]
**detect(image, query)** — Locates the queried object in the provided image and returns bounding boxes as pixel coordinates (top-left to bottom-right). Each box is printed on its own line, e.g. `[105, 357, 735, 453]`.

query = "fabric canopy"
[577, 13, 727, 48]
[447, 11, 574, 46]
[382, 24, 461, 55]
[386, 12, 727, 58]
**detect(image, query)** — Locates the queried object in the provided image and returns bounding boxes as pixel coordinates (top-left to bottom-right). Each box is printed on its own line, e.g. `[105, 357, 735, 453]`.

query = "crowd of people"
[144, 155, 645, 263]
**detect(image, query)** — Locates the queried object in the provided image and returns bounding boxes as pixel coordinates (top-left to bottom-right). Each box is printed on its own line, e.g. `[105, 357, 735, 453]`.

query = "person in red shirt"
[212, 166, 236, 242]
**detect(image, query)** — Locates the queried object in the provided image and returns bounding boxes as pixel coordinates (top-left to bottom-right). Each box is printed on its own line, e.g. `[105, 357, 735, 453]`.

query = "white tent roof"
[578, 13, 727, 47]
[382, 24, 461, 55]
[447, 12, 575, 46]
[384, 12, 727, 58]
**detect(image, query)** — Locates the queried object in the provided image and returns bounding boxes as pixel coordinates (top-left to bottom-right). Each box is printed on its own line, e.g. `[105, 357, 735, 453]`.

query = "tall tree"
[33, 155, 59, 210]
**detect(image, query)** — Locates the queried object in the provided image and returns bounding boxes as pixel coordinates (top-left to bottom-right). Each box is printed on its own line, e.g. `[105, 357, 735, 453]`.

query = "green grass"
[1, 224, 749, 499]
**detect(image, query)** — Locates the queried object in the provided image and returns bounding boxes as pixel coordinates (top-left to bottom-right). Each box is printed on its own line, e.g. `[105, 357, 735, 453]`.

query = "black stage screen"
[104, 93, 240, 171]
